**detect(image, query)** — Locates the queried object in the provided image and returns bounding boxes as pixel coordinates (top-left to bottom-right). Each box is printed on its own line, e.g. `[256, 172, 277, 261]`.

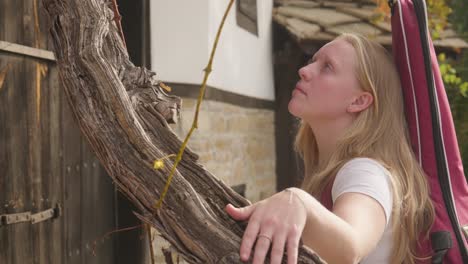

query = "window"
[236, 0, 258, 36]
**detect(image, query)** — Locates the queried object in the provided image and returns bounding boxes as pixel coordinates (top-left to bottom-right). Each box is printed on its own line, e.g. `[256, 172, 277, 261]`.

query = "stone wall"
[151, 97, 277, 262]
[170, 98, 277, 201]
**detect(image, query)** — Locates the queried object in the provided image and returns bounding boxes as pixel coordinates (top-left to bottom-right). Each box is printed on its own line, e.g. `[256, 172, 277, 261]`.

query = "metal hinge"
[1, 211, 31, 225]
[0, 204, 61, 227]
[31, 204, 61, 224]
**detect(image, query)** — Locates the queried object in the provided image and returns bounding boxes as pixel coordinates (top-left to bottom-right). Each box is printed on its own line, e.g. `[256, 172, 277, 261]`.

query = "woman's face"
[288, 38, 364, 124]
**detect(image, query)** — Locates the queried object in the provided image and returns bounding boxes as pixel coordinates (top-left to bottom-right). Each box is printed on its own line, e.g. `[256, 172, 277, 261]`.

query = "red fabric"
[391, 0, 468, 262]
[320, 180, 334, 211]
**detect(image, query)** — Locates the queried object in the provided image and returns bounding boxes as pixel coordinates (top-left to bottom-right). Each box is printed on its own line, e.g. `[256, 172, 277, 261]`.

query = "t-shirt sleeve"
[331, 158, 393, 226]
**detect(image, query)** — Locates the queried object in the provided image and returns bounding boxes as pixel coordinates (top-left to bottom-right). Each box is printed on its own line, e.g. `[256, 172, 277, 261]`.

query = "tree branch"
[41, 0, 323, 262]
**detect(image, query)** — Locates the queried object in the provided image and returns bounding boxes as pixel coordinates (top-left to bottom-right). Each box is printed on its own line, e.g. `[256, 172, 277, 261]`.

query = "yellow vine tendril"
[154, 0, 235, 209]
[153, 154, 177, 170]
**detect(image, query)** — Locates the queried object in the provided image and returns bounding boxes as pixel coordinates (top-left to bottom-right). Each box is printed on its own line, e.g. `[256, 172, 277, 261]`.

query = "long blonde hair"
[295, 33, 434, 263]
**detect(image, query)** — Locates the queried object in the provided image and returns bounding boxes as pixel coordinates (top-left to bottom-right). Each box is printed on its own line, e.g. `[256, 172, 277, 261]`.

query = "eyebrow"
[311, 52, 339, 68]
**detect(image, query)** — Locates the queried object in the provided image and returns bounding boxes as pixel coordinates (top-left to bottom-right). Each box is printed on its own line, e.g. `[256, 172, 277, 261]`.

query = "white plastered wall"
[150, 0, 275, 101]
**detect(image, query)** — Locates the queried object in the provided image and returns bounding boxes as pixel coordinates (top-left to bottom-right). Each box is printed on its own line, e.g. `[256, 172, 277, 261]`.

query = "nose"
[298, 66, 309, 81]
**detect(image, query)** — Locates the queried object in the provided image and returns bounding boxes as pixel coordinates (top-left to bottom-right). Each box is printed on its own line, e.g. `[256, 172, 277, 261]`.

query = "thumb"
[225, 203, 256, 221]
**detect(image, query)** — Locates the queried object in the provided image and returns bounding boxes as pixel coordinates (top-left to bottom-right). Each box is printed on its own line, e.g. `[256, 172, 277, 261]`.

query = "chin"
[288, 100, 302, 118]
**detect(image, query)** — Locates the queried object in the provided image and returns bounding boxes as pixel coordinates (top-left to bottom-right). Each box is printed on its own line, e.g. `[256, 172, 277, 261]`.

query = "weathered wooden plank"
[26, 6, 47, 260]
[23, 1, 51, 263]
[45, 62, 64, 264]
[2, 0, 124, 263]
[116, 193, 147, 264]
[77, 83, 116, 264]
[32, 58, 59, 264]
[0, 0, 53, 51]
[0, 0, 14, 44]
[0, 54, 13, 264]
[87, 159, 116, 264]
[80, 137, 94, 263]
[62, 89, 83, 264]
[21, 56, 36, 264]
[94, 164, 116, 264]
[0, 0, 4, 40]
[0, 3, 52, 261]
[0, 41, 56, 62]
[31, 58, 47, 264]
[22, 0, 34, 47]
[0, 58, 65, 264]
[0, 54, 35, 263]
[72, 80, 117, 264]
[37, 0, 54, 51]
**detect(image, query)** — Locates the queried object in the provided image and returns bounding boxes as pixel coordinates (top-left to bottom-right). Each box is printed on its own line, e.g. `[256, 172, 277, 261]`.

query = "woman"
[225, 33, 434, 264]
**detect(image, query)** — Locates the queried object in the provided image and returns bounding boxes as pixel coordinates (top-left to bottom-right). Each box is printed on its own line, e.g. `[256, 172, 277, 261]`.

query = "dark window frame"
[236, 0, 259, 36]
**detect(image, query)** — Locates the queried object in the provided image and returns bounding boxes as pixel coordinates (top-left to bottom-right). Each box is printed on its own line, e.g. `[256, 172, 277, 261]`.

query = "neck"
[307, 117, 354, 168]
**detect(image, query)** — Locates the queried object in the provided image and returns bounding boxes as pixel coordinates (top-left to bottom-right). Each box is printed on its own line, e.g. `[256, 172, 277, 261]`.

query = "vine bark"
[41, 0, 322, 263]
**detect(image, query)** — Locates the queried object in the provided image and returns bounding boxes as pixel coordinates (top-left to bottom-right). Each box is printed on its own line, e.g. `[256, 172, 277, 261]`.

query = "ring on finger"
[257, 234, 272, 243]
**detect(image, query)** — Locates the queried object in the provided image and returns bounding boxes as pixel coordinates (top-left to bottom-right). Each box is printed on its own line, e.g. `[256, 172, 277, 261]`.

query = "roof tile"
[326, 22, 382, 37]
[276, 6, 359, 27]
[285, 18, 322, 41]
[336, 6, 379, 20]
[279, 0, 321, 8]
[273, 1, 468, 50]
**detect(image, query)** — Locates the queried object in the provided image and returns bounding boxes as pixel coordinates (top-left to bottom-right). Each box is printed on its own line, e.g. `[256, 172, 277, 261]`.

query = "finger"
[240, 218, 261, 261]
[252, 231, 273, 264]
[225, 203, 256, 221]
[286, 227, 301, 264]
[270, 231, 287, 264]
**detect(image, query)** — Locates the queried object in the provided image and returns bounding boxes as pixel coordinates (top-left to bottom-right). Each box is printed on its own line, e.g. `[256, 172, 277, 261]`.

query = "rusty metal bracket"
[31, 204, 61, 224]
[0, 204, 61, 227]
[1, 212, 31, 226]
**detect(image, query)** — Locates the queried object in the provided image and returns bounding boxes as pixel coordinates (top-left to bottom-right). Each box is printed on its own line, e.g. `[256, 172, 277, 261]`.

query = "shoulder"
[332, 157, 393, 223]
[333, 157, 393, 196]
[339, 157, 390, 175]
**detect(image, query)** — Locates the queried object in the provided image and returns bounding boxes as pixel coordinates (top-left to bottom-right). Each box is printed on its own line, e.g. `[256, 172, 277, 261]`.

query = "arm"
[225, 160, 391, 264]
[225, 188, 387, 264]
[291, 187, 387, 263]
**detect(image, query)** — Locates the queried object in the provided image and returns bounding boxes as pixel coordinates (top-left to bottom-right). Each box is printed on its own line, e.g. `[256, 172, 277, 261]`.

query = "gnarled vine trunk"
[41, 0, 322, 263]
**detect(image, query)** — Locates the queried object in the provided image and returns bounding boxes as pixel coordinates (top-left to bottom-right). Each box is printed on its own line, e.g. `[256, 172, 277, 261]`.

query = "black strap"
[431, 231, 453, 264]
[388, 0, 395, 15]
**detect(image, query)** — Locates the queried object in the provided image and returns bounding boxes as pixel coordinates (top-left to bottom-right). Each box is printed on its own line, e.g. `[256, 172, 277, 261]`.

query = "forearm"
[289, 188, 362, 264]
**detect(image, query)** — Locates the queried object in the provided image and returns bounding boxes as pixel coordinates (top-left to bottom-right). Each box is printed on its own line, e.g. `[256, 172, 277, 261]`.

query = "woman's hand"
[225, 188, 307, 264]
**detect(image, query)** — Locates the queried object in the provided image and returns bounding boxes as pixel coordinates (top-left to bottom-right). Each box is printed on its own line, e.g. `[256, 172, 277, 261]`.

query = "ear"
[347, 92, 373, 113]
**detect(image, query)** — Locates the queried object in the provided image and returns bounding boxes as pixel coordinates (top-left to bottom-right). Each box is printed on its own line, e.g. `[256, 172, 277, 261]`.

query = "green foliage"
[438, 53, 468, 97]
[426, 0, 452, 39]
[438, 53, 468, 172]
[373, 0, 452, 39]
[450, 0, 468, 38]
[446, 0, 468, 173]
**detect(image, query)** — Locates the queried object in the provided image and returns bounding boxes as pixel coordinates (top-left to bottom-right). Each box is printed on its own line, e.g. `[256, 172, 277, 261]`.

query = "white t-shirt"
[331, 158, 394, 264]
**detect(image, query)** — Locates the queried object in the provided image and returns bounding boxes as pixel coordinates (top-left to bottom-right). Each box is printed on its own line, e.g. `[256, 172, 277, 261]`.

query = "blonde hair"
[296, 33, 434, 263]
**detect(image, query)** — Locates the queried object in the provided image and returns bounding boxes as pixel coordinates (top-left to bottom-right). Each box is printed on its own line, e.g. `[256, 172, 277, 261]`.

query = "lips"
[294, 84, 307, 95]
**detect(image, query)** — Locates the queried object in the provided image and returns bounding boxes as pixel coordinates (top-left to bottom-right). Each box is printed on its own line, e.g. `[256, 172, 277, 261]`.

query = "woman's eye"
[323, 62, 332, 71]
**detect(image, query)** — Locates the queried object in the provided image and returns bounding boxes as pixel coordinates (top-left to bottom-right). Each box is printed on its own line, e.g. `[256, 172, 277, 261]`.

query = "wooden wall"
[0, 1, 116, 263]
